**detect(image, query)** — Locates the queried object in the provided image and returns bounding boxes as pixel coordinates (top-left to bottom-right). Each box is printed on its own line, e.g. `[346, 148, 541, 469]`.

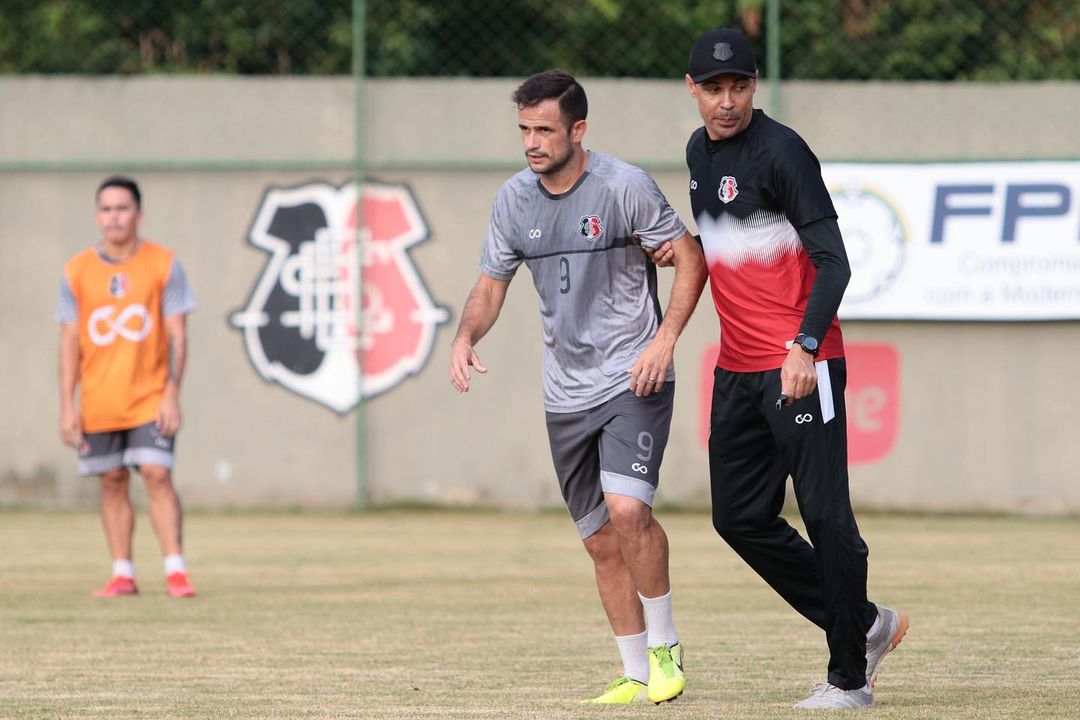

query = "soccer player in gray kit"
[449, 69, 707, 704]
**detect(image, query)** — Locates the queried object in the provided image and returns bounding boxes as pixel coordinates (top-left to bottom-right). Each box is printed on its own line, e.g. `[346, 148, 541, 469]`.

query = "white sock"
[164, 554, 186, 575]
[614, 630, 649, 684]
[639, 590, 678, 647]
[112, 559, 135, 579]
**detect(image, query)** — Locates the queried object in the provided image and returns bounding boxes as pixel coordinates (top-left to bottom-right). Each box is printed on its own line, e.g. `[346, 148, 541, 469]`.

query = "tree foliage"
[0, 0, 1076, 79]
[0, 0, 352, 74]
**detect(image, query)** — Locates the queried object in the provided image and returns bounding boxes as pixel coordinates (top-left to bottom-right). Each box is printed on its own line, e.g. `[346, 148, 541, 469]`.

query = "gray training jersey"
[480, 151, 688, 413]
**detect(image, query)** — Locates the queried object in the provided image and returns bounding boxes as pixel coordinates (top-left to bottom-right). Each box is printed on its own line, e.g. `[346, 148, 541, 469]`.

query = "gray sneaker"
[865, 603, 909, 686]
[794, 682, 874, 710]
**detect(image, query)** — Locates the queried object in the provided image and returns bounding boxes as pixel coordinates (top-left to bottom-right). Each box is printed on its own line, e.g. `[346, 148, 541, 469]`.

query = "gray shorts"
[545, 384, 674, 539]
[77, 421, 175, 476]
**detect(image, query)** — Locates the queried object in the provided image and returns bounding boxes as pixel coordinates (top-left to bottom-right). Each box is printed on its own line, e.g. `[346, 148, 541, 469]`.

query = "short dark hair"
[512, 69, 588, 127]
[96, 176, 142, 209]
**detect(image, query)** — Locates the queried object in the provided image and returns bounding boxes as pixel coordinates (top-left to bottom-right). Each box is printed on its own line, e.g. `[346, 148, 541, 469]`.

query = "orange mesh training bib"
[64, 241, 175, 432]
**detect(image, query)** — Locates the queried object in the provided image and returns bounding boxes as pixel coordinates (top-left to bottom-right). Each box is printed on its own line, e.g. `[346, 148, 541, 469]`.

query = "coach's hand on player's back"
[449, 339, 488, 393]
[628, 332, 675, 397]
[644, 241, 675, 267]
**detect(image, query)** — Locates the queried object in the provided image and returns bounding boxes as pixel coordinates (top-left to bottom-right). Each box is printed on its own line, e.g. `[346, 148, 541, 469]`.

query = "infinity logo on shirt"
[87, 304, 152, 346]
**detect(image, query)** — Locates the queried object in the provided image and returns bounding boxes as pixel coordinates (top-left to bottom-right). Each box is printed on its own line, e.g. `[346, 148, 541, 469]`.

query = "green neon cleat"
[647, 643, 685, 703]
[581, 676, 648, 704]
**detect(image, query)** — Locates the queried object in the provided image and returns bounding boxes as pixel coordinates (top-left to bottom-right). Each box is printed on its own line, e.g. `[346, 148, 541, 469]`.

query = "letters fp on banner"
[828, 161, 1080, 320]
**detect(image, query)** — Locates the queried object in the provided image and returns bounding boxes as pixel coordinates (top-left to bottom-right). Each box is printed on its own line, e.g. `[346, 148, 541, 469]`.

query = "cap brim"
[690, 68, 757, 83]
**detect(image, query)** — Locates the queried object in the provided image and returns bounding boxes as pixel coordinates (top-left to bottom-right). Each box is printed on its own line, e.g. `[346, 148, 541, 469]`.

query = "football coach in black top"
[669, 27, 910, 710]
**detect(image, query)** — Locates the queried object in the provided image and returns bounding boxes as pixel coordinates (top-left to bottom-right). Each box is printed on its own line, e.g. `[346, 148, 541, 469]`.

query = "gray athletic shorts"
[545, 384, 674, 539]
[77, 421, 176, 476]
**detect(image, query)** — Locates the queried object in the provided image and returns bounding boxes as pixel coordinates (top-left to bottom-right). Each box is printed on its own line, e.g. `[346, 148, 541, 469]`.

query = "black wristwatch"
[794, 333, 820, 357]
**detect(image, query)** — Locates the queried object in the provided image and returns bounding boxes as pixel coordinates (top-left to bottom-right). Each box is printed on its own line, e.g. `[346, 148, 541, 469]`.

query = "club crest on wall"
[230, 180, 449, 413]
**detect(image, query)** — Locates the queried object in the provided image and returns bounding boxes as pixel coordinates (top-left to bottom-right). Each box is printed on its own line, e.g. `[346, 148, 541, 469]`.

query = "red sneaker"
[92, 575, 138, 597]
[166, 571, 197, 598]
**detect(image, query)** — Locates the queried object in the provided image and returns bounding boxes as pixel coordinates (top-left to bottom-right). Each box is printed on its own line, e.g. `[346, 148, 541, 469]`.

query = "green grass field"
[1, 509, 1078, 719]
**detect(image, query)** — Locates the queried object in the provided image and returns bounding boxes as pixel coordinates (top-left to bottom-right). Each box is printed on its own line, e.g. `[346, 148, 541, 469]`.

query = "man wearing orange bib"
[57, 176, 198, 598]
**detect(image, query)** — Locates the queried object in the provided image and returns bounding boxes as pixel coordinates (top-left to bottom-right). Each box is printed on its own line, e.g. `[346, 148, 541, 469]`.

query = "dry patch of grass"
[1, 510, 1077, 719]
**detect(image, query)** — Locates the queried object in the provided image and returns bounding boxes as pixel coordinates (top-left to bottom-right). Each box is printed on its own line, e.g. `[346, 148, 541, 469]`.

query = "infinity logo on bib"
[88, 304, 153, 346]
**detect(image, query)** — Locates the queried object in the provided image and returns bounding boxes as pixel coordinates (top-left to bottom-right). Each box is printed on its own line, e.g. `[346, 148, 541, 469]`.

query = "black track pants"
[708, 358, 877, 690]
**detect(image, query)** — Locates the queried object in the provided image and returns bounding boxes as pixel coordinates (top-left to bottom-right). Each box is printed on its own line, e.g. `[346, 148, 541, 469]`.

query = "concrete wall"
[7, 77, 1079, 167]
[2, 77, 1078, 513]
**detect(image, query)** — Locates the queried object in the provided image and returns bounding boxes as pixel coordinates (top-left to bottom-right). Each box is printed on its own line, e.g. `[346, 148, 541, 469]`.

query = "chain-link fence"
[368, 0, 1080, 80]
[0, 0, 352, 74]
[780, 0, 1080, 80]
[1, 0, 1077, 79]
[4, 0, 1076, 171]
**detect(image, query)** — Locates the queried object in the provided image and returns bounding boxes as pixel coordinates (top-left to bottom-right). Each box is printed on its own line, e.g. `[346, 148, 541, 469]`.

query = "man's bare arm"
[449, 275, 511, 393]
[157, 314, 188, 436]
[58, 323, 82, 448]
[628, 234, 708, 396]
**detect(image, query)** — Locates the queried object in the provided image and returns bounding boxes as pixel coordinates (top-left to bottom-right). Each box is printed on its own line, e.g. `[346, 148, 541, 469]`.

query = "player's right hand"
[59, 407, 83, 450]
[449, 339, 487, 393]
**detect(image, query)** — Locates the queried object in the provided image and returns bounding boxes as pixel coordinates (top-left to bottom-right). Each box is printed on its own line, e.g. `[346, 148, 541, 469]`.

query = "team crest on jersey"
[108, 273, 130, 299]
[579, 215, 605, 240]
[229, 180, 449, 414]
[719, 176, 739, 204]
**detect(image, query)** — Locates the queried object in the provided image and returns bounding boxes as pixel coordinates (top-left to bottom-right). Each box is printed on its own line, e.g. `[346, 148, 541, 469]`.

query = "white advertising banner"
[825, 162, 1080, 320]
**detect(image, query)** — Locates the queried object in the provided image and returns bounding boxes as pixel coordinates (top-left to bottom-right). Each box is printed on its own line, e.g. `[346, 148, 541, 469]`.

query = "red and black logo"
[230, 180, 448, 413]
[578, 214, 605, 240]
[108, 273, 130, 299]
[719, 176, 739, 204]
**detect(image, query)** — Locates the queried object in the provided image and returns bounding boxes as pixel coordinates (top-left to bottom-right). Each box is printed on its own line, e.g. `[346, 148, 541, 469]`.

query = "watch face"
[803, 337, 819, 352]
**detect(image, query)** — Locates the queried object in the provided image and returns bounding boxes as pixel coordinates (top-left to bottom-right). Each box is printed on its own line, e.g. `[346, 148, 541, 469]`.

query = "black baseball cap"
[688, 27, 757, 82]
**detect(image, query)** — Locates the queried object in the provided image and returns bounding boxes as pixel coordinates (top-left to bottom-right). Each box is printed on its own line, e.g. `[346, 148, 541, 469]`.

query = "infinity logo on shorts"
[88, 304, 152, 346]
[795, 413, 814, 424]
[630, 463, 649, 474]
